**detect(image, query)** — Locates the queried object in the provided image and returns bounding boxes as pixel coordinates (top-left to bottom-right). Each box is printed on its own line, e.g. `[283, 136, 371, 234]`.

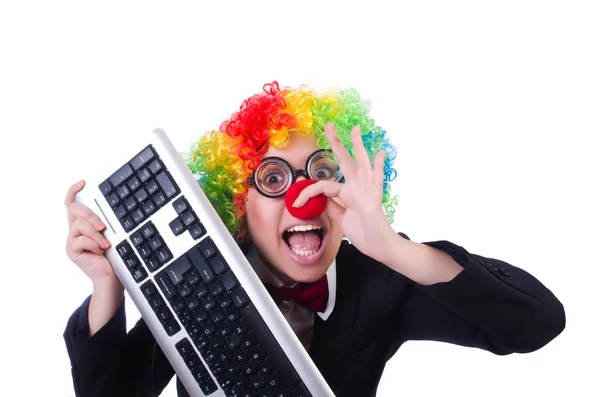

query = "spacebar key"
[240, 303, 303, 387]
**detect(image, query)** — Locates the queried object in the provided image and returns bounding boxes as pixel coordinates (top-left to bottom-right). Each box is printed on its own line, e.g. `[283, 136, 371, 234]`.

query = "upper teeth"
[286, 225, 322, 232]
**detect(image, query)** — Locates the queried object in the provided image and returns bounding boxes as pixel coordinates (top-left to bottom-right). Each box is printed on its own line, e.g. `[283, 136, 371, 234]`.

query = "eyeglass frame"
[247, 149, 344, 198]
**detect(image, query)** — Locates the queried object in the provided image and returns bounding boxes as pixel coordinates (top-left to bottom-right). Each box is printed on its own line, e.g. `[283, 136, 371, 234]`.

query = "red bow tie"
[265, 275, 329, 313]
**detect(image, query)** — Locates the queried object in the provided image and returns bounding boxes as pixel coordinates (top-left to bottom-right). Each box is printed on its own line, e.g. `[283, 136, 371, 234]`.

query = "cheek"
[245, 190, 280, 241]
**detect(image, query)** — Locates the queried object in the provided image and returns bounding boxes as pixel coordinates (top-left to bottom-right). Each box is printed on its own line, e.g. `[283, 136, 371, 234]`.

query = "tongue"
[287, 231, 321, 250]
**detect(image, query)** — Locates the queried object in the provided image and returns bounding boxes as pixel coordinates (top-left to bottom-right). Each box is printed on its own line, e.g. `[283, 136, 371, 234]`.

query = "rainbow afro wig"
[183, 81, 399, 242]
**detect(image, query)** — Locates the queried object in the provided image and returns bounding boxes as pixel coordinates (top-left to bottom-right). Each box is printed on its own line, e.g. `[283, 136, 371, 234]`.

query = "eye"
[264, 172, 284, 186]
[315, 166, 333, 180]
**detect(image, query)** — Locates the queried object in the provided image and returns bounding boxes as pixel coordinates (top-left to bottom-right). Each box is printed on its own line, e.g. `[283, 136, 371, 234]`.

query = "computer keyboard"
[76, 129, 334, 397]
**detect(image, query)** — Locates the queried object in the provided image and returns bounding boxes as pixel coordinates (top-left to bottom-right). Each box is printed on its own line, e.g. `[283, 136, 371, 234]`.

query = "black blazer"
[64, 234, 565, 397]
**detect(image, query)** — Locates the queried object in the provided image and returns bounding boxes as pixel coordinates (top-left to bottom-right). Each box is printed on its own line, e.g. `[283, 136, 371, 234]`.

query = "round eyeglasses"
[247, 149, 344, 198]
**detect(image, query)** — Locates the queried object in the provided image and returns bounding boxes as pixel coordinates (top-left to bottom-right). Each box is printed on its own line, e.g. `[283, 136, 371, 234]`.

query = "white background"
[1, 1, 598, 396]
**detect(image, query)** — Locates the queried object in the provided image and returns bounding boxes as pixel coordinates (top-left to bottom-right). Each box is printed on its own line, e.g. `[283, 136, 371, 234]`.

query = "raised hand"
[293, 122, 395, 262]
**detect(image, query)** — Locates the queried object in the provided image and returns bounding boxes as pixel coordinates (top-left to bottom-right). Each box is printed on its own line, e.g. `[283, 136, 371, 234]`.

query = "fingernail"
[102, 238, 110, 248]
[95, 221, 105, 230]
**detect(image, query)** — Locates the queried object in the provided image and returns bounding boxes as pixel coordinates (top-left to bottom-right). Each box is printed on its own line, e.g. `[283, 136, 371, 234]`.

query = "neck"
[257, 251, 297, 286]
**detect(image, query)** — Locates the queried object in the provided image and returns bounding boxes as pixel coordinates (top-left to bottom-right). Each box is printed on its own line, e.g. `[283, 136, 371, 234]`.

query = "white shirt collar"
[246, 245, 336, 321]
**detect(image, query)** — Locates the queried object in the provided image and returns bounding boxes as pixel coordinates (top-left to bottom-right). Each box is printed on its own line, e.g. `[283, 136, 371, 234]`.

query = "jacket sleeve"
[63, 295, 175, 397]
[385, 236, 565, 356]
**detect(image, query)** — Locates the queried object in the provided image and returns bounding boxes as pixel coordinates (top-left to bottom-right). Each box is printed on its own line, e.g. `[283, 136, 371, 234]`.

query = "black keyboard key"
[142, 200, 156, 216]
[156, 273, 177, 300]
[209, 255, 228, 276]
[242, 361, 264, 378]
[138, 168, 151, 183]
[241, 304, 301, 386]
[185, 270, 201, 286]
[114, 205, 127, 219]
[218, 347, 234, 362]
[134, 188, 148, 203]
[156, 305, 172, 323]
[183, 353, 202, 370]
[148, 295, 164, 310]
[198, 237, 217, 258]
[153, 191, 166, 207]
[182, 211, 196, 227]
[235, 376, 250, 390]
[148, 236, 162, 251]
[225, 308, 242, 324]
[109, 164, 134, 187]
[107, 192, 120, 207]
[131, 146, 155, 171]
[235, 350, 250, 363]
[132, 267, 148, 282]
[241, 333, 257, 349]
[173, 196, 189, 215]
[191, 365, 209, 383]
[227, 334, 242, 350]
[230, 288, 249, 307]
[221, 273, 239, 292]
[116, 241, 131, 257]
[122, 217, 135, 232]
[210, 309, 225, 324]
[194, 283, 209, 299]
[210, 282, 225, 297]
[185, 296, 201, 311]
[124, 256, 139, 270]
[249, 346, 265, 361]
[250, 374, 265, 389]
[202, 296, 217, 311]
[187, 323, 202, 338]
[131, 209, 145, 224]
[209, 334, 225, 350]
[141, 281, 157, 298]
[203, 350, 218, 364]
[178, 310, 193, 326]
[169, 218, 186, 235]
[188, 248, 215, 283]
[124, 197, 137, 211]
[265, 374, 283, 388]
[218, 295, 233, 311]
[146, 179, 159, 194]
[226, 361, 242, 376]
[290, 384, 310, 397]
[178, 283, 192, 298]
[138, 244, 152, 259]
[156, 248, 172, 264]
[163, 318, 181, 336]
[194, 309, 209, 324]
[99, 180, 112, 196]
[171, 297, 185, 312]
[189, 222, 206, 240]
[200, 379, 218, 395]
[140, 223, 156, 239]
[166, 256, 192, 285]
[234, 319, 250, 335]
[193, 335, 209, 351]
[146, 256, 161, 272]
[257, 359, 274, 375]
[148, 159, 162, 174]
[127, 176, 141, 191]
[175, 338, 194, 357]
[130, 230, 144, 247]
[220, 376, 235, 391]
[201, 322, 217, 337]
[117, 185, 130, 200]
[227, 387, 242, 397]
[156, 172, 178, 198]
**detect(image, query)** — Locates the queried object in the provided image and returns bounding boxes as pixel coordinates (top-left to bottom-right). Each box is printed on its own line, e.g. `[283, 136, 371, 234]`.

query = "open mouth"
[282, 224, 325, 257]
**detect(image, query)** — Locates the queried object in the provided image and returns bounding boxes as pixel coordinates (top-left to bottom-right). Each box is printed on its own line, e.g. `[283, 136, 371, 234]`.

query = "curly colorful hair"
[183, 81, 399, 241]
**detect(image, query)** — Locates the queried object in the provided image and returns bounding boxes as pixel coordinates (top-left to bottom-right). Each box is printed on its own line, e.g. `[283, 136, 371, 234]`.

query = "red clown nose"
[284, 180, 326, 219]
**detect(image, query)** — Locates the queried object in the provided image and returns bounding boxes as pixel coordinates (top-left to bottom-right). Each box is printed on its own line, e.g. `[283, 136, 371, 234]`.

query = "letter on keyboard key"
[198, 237, 217, 258]
[230, 288, 248, 307]
[109, 164, 134, 187]
[166, 256, 191, 285]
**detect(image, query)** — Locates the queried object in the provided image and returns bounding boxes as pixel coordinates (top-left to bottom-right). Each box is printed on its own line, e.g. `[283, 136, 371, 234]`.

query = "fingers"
[65, 179, 86, 208]
[69, 217, 110, 250]
[372, 150, 386, 187]
[68, 235, 105, 258]
[67, 202, 105, 231]
[292, 180, 344, 208]
[325, 123, 356, 179]
[350, 125, 372, 173]
[325, 197, 346, 224]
